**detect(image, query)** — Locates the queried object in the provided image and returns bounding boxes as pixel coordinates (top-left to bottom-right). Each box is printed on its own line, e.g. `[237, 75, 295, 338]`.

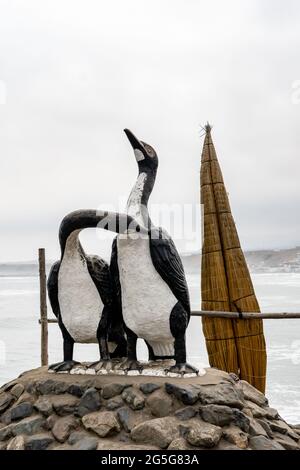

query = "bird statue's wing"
[47, 260, 61, 319]
[86, 255, 114, 307]
[109, 236, 122, 309]
[149, 227, 191, 314]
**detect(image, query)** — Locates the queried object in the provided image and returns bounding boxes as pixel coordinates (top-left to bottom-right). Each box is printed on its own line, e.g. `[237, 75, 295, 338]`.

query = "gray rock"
[0, 392, 14, 413]
[1, 381, 18, 393]
[67, 383, 87, 398]
[182, 420, 222, 448]
[199, 404, 236, 427]
[222, 425, 248, 449]
[168, 437, 191, 450]
[245, 401, 278, 421]
[165, 383, 200, 405]
[0, 442, 7, 450]
[268, 420, 288, 435]
[272, 432, 300, 450]
[139, 383, 161, 395]
[68, 430, 93, 445]
[267, 419, 299, 440]
[30, 379, 69, 396]
[215, 439, 243, 450]
[73, 436, 98, 450]
[175, 407, 198, 421]
[265, 407, 279, 420]
[198, 383, 244, 409]
[248, 418, 268, 437]
[102, 383, 129, 399]
[25, 378, 67, 395]
[242, 407, 253, 418]
[6, 435, 25, 450]
[256, 419, 273, 437]
[51, 443, 72, 450]
[77, 388, 101, 417]
[10, 384, 25, 400]
[291, 424, 300, 434]
[240, 381, 268, 407]
[146, 389, 173, 417]
[199, 404, 249, 432]
[45, 414, 58, 431]
[51, 394, 79, 416]
[0, 410, 12, 425]
[34, 396, 53, 416]
[52, 415, 78, 443]
[82, 411, 121, 437]
[131, 417, 179, 449]
[122, 387, 145, 410]
[25, 433, 54, 450]
[106, 396, 124, 410]
[244, 400, 268, 418]
[117, 407, 134, 433]
[249, 435, 284, 450]
[16, 392, 35, 405]
[117, 406, 151, 433]
[10, 402, 33, 421]
[97, 440, 158, 450]
[233, 410, 250, 433]
[0, 424, 14, 440]
[229, 373, 240, 383]
[13, 416, 45, 436]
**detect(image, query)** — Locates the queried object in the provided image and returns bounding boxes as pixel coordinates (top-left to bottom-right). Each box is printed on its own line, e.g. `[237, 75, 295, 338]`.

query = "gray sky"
[0, 0, 300, 262]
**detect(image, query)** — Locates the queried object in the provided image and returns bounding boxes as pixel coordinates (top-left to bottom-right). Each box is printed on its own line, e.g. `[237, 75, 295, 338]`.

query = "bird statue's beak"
[124, 128, 144, 152]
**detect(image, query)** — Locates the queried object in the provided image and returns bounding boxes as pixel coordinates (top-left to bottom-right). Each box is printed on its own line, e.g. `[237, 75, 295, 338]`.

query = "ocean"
[0, 270, 300, 424]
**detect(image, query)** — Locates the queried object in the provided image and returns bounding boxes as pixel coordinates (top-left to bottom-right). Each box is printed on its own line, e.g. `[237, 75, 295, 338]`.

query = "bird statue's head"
[124, 128, 158, 172]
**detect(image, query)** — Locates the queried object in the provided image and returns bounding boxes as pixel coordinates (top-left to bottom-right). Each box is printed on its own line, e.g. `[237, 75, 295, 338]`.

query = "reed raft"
[200, 124, 267, 393]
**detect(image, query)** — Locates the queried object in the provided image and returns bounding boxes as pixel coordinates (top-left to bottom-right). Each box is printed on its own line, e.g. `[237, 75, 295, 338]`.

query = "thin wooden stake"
[191, 311, 300, 319]
[38, 310, 300, 325]
[39, 248, 48, 366]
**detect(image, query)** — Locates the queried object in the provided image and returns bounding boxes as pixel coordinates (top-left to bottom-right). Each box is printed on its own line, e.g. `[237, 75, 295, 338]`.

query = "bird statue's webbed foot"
[166, 362, 199, 376]
[119, 359, 143, 374]
[111, 356, 127, 363]
[88, 359, 114, 372]
[48, 360, 79, 372]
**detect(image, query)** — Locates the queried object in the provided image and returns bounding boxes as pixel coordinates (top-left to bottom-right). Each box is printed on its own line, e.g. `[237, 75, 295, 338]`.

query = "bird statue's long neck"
[59, 209, 140, 254]
[62, 229, 85, 262]
[126, 167, 157, 229]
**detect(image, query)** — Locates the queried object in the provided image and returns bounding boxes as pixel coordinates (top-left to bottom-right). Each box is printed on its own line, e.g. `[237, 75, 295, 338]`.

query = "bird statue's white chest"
[58, 232, 103, 343]
[117, 234, 177, 357]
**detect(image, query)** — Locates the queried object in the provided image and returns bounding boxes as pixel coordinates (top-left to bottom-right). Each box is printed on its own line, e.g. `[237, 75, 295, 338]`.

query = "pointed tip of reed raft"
[205, 122, 212, 134]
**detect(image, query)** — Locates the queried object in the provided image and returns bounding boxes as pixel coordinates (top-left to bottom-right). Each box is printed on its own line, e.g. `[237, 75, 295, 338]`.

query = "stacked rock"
[0, 367, 299, 450]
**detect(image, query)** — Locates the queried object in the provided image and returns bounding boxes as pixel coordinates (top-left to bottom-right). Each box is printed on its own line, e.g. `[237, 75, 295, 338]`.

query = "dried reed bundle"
[200, 125, 267, 392]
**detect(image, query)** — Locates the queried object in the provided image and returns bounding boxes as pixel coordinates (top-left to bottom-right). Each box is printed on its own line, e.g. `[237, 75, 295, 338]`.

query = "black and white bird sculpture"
[47, 209, 138, 372]
[110, 129, 198, 375]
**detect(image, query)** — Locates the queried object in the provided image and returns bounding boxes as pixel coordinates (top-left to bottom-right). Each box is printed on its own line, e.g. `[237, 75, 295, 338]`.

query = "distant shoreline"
[1, 246, 300, 276]
[183, 246, 300, 274]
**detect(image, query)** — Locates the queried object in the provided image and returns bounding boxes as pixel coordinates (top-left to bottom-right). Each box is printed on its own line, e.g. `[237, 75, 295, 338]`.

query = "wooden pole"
[191, 311, 300, 319]
[39, 318, 57, 324]
[39, 310, 300, 325]
[39, 248, 48, 366]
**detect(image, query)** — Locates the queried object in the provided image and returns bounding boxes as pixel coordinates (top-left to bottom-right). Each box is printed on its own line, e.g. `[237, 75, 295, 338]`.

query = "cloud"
[0, 0, 299, 261]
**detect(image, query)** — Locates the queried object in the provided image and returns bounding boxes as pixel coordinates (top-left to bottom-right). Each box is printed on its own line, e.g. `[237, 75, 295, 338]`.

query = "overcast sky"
[0, 0, 300, 262]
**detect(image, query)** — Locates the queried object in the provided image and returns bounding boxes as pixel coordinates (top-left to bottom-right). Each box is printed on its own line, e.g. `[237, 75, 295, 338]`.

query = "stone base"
[49, 360, 205, 378]
[0, 367, 299, 451]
